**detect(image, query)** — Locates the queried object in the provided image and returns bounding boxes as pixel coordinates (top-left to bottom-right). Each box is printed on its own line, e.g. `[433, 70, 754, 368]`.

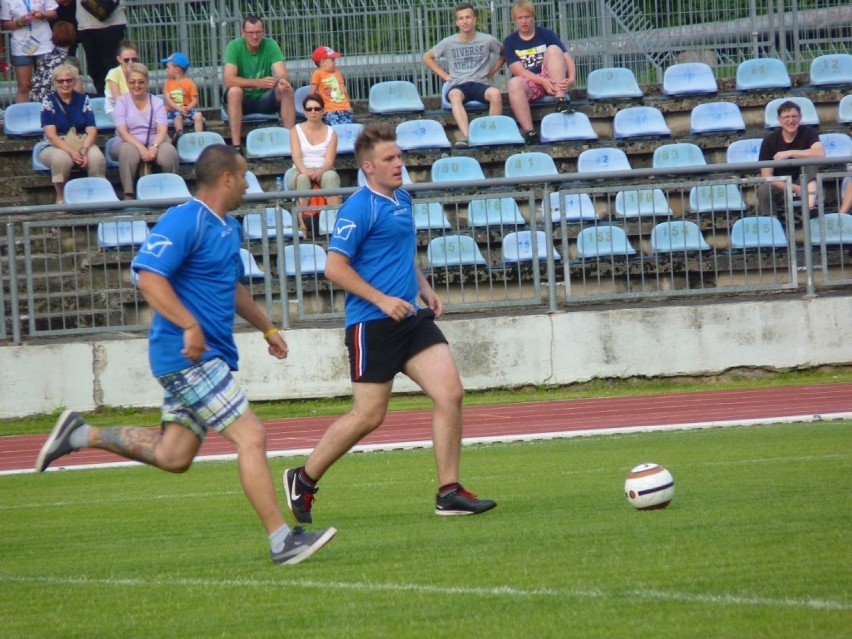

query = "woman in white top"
[287, 93, 342, 237]
[0, 0, 58, 103]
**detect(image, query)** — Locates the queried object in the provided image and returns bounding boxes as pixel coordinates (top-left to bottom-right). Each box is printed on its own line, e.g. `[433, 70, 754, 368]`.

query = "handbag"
[62, 127, 86, 152]
[80, 0, 119, 21]
[304, 182, 327, 217]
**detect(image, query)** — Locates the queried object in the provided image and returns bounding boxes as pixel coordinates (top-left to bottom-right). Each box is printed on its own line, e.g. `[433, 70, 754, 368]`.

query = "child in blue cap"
[161, 51, 204, 143]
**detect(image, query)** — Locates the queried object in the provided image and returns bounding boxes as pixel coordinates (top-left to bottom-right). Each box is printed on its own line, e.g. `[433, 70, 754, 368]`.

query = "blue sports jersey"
[131, 198, 244, 376]
[328, 186, 419, 327]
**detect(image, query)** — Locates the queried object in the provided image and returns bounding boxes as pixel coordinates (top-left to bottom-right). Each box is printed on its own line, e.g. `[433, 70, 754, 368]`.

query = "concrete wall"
[1, 295, 851, 419]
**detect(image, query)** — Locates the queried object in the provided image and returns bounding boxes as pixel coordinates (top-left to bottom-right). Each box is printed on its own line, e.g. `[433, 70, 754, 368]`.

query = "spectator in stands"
[30, 19, 82, 102]
[758, 100, 825, 215]
[423, 2, 505, 149]
[76, 0, 127, 98]
[309, 45, 353, 125]
[110, 63, 178, 200]
[161, 51, 204, 144]
[223, 15, 295, 152]
[38, 63, 106, 204]
[48, 0, 76, 56]
[503, 0, 576, 143]
[287, 93, 342, 238]
[1, 0, 58, 103]
[104, 39, 136, 114]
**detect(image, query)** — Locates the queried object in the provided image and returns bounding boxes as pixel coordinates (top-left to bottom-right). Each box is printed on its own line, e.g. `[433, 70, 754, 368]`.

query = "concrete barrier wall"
[2, 295, 851, 419]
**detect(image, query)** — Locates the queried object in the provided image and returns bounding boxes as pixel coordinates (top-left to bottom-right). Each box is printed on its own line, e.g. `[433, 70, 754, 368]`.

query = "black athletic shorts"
[344, 308, 448, 383]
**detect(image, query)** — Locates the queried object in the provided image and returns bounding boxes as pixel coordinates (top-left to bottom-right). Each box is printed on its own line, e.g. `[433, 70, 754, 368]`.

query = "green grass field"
[2, 421, 850, 638]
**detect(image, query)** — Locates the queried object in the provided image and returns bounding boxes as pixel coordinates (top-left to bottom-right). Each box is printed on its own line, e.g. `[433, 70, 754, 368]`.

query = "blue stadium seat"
[64, 177, 119, 205]
[614, 188, 672, 218]
[502, 230, 560, 263]
[575, 225, 636, 258]
[412, 201, 451, 231]
[764, 97, 819, 128]
[726, 138, 763, 164]
[689, 184, 747, 213]
[3, 102, 43, 137]
[652, 142, 706, 169]
[840, 94, 852, 124]
[136, 173, 192, 201]
[504, 151, 558, 178]
[810, 213, 852, 245]
[427, 234, 487, 267]
[97, 219, 150, 248]
[293, 86, 311, 119]
[368, 81, 424, 114]
[242, 208, 297, 240]
[317, 209, 337, 236]
[89, 97, 115, 131]
[176, 131, 226, 163]
[539, 111, 598, 143]
[431, 156, 486, 182]
[284, 243, 327, 276]
[735, 58, 791, 91]
[650, 220, 710, 253]
[662, 62, 718, 96]
[468, 115, 524, 146]
[441, 81, 486, 110]
[467, 197, 525, 228]
[586, 67, 642, 100]
[240, 248, 265, 280]
[729, 216, 789, 250]
[690, 102, 746, 135]
[245, 170, 264, 194]
[332, 123, 364, 155]
[220, 106, 278, 124]
[395, 119, 451, 151]
[819, 133, 852, 159]
[32, 140, 50, 173]
[545, 191, 597, 223]
[577, 147, 631, 174]
[613, 106, 671, 139]
[357, 165, 412, 186]
[246, 126, 292, 159]
[809, 54, 852, 87]
[104, 136, 120, 170]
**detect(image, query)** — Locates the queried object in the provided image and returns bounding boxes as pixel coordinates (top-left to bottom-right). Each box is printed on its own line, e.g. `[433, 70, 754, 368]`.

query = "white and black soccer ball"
[624, 463, 675, 510]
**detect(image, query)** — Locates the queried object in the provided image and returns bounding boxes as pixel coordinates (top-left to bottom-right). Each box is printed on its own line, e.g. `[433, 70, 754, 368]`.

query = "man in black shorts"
[284, 124, 497, 522]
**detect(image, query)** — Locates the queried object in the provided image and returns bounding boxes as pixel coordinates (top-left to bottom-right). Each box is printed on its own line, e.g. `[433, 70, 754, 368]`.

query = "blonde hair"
[51, 63, 80, 83]
[127, 63, 149, 80]
[511, 0, 536, 19]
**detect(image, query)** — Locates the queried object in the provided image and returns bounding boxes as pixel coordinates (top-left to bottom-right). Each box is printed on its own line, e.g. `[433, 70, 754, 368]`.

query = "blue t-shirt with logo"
[328, 186, 419, 327]
[132, 198, 244, 376]
[504, 27, 567, 75]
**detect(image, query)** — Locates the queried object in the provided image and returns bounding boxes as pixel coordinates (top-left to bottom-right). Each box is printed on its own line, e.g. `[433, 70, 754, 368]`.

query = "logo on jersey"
[333, 218, 357, 240]
[139, 234, 173, 258]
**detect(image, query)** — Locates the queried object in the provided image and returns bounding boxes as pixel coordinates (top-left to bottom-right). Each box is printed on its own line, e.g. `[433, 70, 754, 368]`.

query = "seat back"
[689, 184, 747, 213]
[246, 126, 292, 159]
[431, 156, 485, 183]
[736, 58, 791, 91]
[726, 138, 763, 164]
[809, 53, 852, 87]
[840, 95, 852, 124]
[427, 234, 486, 267]
[729, 216, 789, 249]
[810, 213, 852, 245]
[504, 152, 558, 178]
[586, 67, 643, 100]
[663, 62, 717, 95]
[650, 220, 710, 252]
[653, 142, 706, 169]
[577, 147, 631, 174]
[3, 102, 43, 137]
[284, 243, 327, 276]
[539, 111, 598, 143]
[368, 81, 424, 114]
[317, 209, 337, 235]
[819, 133, 852, 158]
[467, 197, 525, 228]
[545, 192, 597, 222]
[136, 173, 192, 201]
[242, 208, 295, 240]
[293, 86, 311, 119]
[64, 177, 120, 205]
[176, 131, 227, 163]
[104, 136, 120, 170]
[332, 123, 364, 155]
[575, 225, 636, 258]
[240, 248, 265, 280]
[764, 97, 819, 128]
[32, 140, 50, 173]
[395, 119, 451, 151]
[690, 101, 746, 135]
[614, 188, 672, 218]
[502, 230, 559, 263]
[245, 170, 264, 194]
[89, 97, 115, 131]
[613, 106, 671, 139]
[220, 106, 278, 124]
[97, 219, 150, 248]
[412, 201, 451, 230]
[441, 81, 486, 110]
[468, 115, 524, 146]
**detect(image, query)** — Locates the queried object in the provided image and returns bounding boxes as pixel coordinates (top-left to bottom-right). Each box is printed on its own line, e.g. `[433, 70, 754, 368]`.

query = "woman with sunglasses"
[110, 63, 178, 200]
[287, 93, 342, 238]
[39, 63, 106, 205]
[104, 39, 137, 114]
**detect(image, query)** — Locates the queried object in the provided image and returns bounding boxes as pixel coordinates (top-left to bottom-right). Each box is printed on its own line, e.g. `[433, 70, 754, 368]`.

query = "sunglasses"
[128, 79, 147, 85]
[55, 78, 75, 84]
[304, 106, 323, 112]
[122, 57, 138, 63]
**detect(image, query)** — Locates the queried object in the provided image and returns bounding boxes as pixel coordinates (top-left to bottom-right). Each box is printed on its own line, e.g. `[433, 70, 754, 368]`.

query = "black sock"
[299, 467, 318, 488]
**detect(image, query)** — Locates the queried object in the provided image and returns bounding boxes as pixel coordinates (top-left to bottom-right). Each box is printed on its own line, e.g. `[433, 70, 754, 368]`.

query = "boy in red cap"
[162, 51, 204, 143]
[309, 46, 353, 125]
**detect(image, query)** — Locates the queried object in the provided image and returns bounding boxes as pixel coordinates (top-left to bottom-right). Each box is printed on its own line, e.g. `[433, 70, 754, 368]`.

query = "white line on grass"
[2, 574, 849, 612]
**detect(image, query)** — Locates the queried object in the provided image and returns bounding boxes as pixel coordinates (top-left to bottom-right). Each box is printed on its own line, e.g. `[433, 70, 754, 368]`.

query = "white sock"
[269, 524, 291, 553]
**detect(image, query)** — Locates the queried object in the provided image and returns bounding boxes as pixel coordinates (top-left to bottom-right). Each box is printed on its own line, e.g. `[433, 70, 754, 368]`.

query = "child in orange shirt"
[309, 46, 353, 125]
[161, 51, 204, 142]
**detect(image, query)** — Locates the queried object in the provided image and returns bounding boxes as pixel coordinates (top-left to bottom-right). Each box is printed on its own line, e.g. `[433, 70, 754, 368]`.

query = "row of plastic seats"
[239, 244, 328, 281]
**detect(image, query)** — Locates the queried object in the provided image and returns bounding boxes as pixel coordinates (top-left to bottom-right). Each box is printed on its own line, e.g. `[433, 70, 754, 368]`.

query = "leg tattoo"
[96, 427, 162, 466]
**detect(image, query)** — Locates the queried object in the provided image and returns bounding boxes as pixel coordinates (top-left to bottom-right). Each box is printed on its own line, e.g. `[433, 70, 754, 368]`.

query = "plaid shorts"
[523, 64, 552, 102]
[157, 358, 249, 440]
[324, 109, 353, 125]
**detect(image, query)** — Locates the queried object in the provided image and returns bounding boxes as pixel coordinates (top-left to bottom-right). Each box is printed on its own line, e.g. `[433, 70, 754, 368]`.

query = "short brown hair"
[195, 145, 242, 188]
[776, 100, 801, 117]
[354, 123, 397, 165]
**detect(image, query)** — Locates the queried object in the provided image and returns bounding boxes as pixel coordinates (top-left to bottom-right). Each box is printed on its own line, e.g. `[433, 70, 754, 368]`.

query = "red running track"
[2, 383, 851, 474]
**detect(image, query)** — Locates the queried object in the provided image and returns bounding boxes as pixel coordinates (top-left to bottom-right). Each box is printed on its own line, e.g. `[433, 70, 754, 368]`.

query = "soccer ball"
[624, 463, 675, 510]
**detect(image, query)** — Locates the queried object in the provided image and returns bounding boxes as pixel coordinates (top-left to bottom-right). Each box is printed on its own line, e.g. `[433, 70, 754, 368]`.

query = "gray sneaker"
[271, 526, 337, 565]
[435, 486, 497, 516]
[454, 137, 469, 149]
[35, 409, 85, 472]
